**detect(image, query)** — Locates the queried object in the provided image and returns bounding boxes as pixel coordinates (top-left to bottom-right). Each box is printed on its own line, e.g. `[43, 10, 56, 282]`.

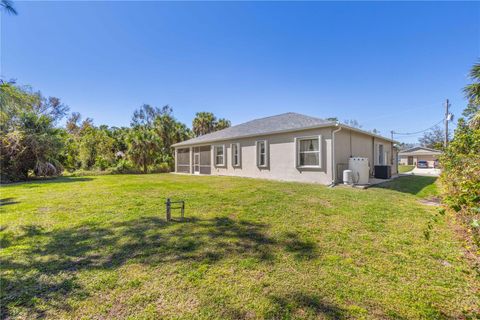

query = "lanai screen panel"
[199, 146, 211, 174]
[176, 148, 190, 173]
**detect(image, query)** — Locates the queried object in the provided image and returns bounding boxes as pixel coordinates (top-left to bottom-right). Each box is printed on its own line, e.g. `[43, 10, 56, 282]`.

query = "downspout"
[372, 137, 375, 176]
[330, 123, 342, 187]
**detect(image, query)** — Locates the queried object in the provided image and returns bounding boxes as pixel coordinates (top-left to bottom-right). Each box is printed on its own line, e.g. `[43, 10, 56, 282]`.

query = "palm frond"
[469, 61, 480, 81]
[1, 0, 18, 15]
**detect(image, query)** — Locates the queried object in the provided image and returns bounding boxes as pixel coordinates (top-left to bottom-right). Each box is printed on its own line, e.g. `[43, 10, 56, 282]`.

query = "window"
[256, 140, 268, 167]
[231, 143, 241, 167]
[378, 144, 384, 165]
[214, 145, 225, 166]
[296, 136, 321, 168]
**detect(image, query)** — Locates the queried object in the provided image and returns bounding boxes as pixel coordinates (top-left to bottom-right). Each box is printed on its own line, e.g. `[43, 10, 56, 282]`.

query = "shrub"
[111, 159, 138, 174]
[94, 156, 111, 171]
[149, 162, 170, 173]
[439, 116, 480, 248]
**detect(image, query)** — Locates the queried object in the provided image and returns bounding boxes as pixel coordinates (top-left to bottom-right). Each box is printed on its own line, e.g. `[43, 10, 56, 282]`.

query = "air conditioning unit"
[374, 165, 391, 179]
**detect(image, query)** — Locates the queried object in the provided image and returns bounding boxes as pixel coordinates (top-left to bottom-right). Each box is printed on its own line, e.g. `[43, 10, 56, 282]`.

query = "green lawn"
[375, 175, 440, 199]
[1, 174, 478, 319]
[398, 165, 415, 173]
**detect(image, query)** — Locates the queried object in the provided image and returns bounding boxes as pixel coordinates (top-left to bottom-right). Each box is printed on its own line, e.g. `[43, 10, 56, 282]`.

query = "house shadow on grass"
[372, 175, 438, 196]
[0, 216, 318, 318]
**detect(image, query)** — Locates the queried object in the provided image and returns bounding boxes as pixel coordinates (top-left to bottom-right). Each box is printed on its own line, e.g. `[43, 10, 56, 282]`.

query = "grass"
[398, 165, 415, 173]
[1, 174, 478, 319]
[375, 175, 439, 199]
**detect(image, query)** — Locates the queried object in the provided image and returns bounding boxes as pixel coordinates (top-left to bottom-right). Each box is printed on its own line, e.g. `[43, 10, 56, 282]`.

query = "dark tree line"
[0, 81, 230, 182]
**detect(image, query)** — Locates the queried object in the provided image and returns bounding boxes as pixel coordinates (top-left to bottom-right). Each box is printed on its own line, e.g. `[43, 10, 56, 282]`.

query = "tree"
[66, 112, 82, 135]
[153, 107, 192, 168]
[109, 126, 130, 156]
[0, 83, 67, 181]
[418, 125, 449, 150]
[60, 129, 80, 170]
[397, 142, 416, 151]
[326, 117, 339, 122]
[62, 112, 97, 170]
[131, 104, 164, 127]
[440, 117, 480, 242]
[78, 127, 115, 170]
[192, 112, 217, 136]
[173, 122, 192, 143]
[343, 119, 362, 129]
[126, 105, 166, 173]
[126, 127, 160, 173]
[463, 61, 480, 121]
[192, 112, 231, 136]
[216, 118, 231, 131]
[126, 104, 192, 172]
[439, 61, 480, 251]
[65, 112, 94, 136]
[1, 0, 17, 15]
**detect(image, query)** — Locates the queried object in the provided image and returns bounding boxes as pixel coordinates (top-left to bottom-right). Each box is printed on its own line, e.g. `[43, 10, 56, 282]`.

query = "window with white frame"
[231, 143, 241, 167]
[296, 136, 321, 168]
[256, 140, 268, 167]
[214, 145, 225, 166]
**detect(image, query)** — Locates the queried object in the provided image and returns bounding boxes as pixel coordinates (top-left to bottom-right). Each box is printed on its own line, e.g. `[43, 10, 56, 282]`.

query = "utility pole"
[390, 130, 394, 141]
[444, 99, 450, 148]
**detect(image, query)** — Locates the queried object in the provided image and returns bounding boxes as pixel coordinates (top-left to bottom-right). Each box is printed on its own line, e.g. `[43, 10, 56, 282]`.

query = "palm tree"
[215, 118, 231, 131]
[126, 127, 160, 173]
[1, 0, 17, 15]
[463, 61, 480, 122]
[192, 112, 216, 137]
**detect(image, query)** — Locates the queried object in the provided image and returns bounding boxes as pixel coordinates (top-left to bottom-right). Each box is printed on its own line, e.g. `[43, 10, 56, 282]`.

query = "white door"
[194, 152, 200, 174]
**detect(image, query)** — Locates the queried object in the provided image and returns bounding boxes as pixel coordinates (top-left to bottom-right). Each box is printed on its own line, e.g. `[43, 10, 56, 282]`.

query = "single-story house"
[172, 112, 398, 185]
[398, 146, 442, 168]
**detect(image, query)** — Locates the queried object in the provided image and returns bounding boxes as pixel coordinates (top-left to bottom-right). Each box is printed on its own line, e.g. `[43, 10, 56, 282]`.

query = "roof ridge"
[235, 112, 305, 123]
[172, 112, 360, 148]
[399, 146, 443, 153]
[223, 112, 322, 129]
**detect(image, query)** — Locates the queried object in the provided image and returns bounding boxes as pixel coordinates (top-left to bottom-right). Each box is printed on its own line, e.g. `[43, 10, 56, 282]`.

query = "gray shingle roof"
[398, 146, 443, 155]
[172, 112, 335, 147]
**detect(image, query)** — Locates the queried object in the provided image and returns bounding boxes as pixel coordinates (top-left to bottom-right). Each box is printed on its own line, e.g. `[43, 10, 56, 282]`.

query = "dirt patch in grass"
[419, 197, 441, 206]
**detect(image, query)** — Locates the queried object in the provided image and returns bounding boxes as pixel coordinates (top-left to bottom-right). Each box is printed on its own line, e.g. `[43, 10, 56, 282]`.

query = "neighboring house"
[398, 146, 442, 168]
[172, 113, 398, 185]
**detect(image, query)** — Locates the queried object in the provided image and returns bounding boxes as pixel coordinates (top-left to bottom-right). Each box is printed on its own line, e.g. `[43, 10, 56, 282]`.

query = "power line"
[392, 119, 444, 136]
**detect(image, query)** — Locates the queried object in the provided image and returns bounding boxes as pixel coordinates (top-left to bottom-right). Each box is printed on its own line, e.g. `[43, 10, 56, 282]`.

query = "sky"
[1, 1, 479, 143]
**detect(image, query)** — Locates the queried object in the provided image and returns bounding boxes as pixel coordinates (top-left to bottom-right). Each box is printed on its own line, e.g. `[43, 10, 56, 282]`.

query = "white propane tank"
[348, 157, 370, 185]
[343, 170, 353, 185]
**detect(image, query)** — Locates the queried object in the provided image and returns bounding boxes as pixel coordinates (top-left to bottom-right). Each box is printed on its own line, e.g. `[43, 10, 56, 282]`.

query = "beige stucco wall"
[208, 127, 334, 184]
[175, 127, 397, 184]
[334, 129, 397, 177]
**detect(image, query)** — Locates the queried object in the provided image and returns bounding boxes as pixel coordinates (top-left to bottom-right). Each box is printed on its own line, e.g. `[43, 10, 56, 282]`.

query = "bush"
[439, 117, 480, 248]
[0, 83, 68, 182]
[149, 162, 171, 173]
[94, 156, 111, 171]
[111, 159, 139, 174]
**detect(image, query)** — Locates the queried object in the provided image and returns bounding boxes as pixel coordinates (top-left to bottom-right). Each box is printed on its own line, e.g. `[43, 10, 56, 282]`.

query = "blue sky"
[1, 1, 479, 143]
